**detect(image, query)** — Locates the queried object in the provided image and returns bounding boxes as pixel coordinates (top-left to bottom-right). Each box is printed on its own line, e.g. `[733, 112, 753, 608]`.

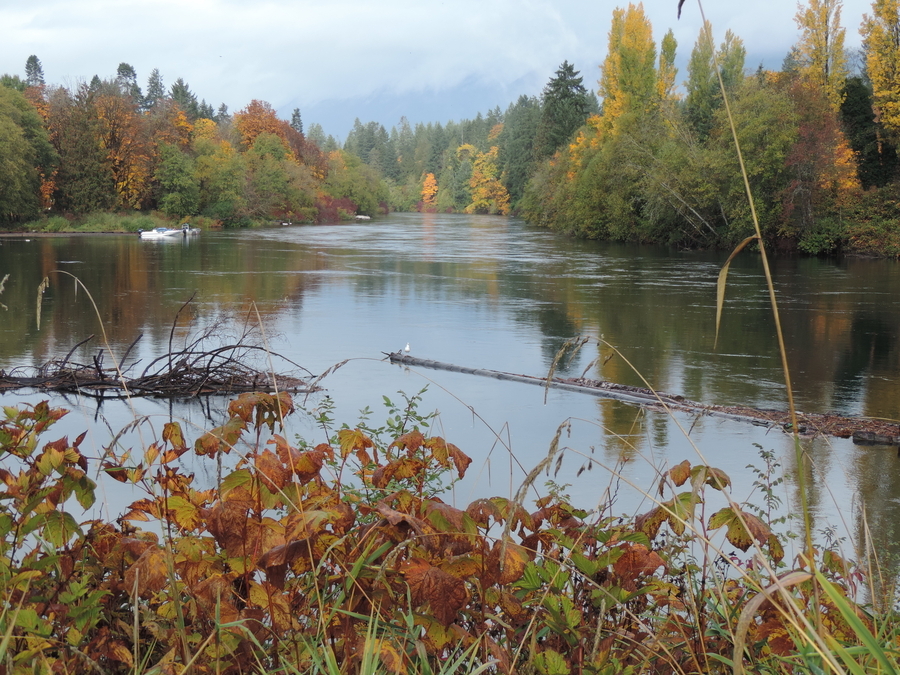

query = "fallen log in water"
[386, 352, 900, 446]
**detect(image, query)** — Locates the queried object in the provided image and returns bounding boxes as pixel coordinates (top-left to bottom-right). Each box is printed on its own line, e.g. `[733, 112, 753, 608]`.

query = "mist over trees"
[3, 0, 900, 255]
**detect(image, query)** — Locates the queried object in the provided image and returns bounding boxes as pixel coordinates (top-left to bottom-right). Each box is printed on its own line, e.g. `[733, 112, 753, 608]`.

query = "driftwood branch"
[0, 319, 316, 400]
[386, 352, 900, 447]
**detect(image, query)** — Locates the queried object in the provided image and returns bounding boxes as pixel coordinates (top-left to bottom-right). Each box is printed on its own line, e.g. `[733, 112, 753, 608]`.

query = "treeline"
[0, 61, 388, 226]
[4, 0, 900, 254]
[337, 61, 599, 215]
[340, 0, 900, 255]
[516, 1, 900, 253]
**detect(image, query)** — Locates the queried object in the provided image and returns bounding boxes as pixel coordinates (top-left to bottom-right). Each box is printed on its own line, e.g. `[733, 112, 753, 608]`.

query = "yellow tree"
[462, 145, 510, 215]
[861, 0, 900, 139]
[794, 0, 848, 108]
[598, 2, 658, 132]
[421, 173, 438, 207]
[657, 29, 678, 102]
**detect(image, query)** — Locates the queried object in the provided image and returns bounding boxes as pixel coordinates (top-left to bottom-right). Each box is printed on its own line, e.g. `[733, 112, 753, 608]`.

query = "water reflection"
[2, 214, 900, 575]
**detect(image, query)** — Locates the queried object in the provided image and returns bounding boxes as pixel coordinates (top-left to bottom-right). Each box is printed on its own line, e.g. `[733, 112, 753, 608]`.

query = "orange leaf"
[255, 449, 289, 492]
[391, 430, 426, 453]
[613, 543, 665, 581]
[660, 459, 692, 494]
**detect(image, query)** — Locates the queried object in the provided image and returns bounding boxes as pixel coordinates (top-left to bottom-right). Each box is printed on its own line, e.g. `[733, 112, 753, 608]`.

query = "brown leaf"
[425, 499, 467, 531]
[613, 543, 665, 582]
[372, 457, 426, 488]
[488, 538, 529, 586]
[376, 639, 407, 675]
[192, 574, 239, 623]
[401, 558, 468, 627]
[337, 428, 374, 459]
[659, 459, 692, 495]
[391, 430, 426, 453]
[708, 506, 771, 551]
[204, 500, 251, 557]
[124, 546, 168, 597]
[466, 498, 502, 527]
[375, 501, 426, 535]
[195, 416, 246, 456]
[635, 506, 667, 539]
[426, 437, 472, 479]
[255, 449, 289, 492]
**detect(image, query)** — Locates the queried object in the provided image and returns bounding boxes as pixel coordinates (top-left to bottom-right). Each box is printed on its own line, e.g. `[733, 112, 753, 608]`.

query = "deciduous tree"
[794, 0, 848, 108]
[598, 3, 658, 132]
[421, 172, 438, 206]
[861, 0, 900, 140]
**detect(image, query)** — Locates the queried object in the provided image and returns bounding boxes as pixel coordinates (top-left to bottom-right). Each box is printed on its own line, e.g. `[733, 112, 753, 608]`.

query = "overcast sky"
[2, 0, 876, 139]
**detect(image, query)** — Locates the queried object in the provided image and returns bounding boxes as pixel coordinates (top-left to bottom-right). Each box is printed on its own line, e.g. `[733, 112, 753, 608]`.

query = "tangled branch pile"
[0, 320, 314, 399]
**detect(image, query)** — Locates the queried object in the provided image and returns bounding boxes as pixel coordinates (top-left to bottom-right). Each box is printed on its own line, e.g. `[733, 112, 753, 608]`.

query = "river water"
[2, 213, 900, 568]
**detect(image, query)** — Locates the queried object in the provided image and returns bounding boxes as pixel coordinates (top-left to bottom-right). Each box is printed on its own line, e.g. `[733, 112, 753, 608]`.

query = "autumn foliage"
[0, 392, 877, 674]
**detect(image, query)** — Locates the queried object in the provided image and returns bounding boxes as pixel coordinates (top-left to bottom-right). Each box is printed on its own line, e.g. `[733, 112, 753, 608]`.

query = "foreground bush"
[0, 394, 894, 674]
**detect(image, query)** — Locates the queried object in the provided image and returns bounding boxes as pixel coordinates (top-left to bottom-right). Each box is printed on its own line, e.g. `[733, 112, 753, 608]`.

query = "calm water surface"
[2, 213, 900, 567]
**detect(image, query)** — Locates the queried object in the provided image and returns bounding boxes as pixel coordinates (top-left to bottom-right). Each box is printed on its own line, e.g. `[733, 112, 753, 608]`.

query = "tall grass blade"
[714, 235, 758, 349]
[814, 568, 898, 674]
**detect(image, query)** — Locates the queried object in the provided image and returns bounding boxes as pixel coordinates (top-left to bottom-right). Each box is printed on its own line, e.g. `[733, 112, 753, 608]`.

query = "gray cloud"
[2, 0, 875, 136]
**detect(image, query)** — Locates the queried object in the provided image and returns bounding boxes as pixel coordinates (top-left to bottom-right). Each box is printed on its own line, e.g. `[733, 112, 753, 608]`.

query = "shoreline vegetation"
[2, 389, 899, 675]
[3, 1, 900, 257]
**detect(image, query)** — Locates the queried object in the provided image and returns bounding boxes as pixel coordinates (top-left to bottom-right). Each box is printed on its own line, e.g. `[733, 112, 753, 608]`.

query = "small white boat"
[139, 224, 200, 240]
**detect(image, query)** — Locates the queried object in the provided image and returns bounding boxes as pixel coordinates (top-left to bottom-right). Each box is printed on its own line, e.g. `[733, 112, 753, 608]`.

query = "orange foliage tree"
[421, 172, 438, 206]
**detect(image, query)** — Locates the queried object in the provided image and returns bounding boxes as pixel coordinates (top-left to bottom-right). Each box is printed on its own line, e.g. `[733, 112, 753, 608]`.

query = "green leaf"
[72, 474, 96, 510]
[219, 468, 252, 498]
[42, 510, 81, 547]
[534, 648, 570, 675]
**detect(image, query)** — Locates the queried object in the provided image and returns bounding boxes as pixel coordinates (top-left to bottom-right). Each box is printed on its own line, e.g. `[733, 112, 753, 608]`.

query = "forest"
[2, 0, 900, 255]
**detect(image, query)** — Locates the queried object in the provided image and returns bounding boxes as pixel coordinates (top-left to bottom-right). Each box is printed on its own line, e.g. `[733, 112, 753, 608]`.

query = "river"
[2, 213, 899, 570]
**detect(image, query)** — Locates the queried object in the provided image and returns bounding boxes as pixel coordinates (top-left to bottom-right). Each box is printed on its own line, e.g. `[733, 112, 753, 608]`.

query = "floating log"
[386, 352, 900, 446]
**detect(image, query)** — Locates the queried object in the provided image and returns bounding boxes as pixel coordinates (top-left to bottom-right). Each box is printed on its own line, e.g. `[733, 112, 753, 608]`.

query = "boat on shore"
[139, 224, 200, 240]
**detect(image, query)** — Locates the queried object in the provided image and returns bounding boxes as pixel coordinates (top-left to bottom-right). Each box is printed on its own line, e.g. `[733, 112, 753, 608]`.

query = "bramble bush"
[0, 393, 883, 674]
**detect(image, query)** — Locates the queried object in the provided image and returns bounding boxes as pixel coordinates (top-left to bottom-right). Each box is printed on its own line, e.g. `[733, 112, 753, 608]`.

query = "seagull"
[404, 343, 411, 355]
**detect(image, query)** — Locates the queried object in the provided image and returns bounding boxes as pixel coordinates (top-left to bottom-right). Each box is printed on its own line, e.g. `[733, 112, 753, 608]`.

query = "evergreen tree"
[197, 99, 214, 119]
[306, 122, 327, 149]
[215, 103, 230, 123]
[533, 61, 591, 160]
[685, 24, 745, 140]
[170, 78, 199, 119]
[0, 86, 56, 223]
[840, 76, 899, 187]
[115, 62, 143, 101]
[24, 55, 44, 87]
[291, 108, 303, 134]
[145, 68, 165, 108]
[497, 95, 541, 205]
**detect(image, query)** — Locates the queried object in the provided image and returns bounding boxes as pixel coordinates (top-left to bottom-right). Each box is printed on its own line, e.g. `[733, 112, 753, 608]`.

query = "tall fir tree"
[145, 68, 165, 109]
[533, 61, 591, 160]
[24, 55, 44, 87]
[291, 108, 303, 134]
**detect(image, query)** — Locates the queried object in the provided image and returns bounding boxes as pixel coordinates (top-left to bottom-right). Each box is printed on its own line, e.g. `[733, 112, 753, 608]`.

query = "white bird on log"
[404, 343, 411, 355]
